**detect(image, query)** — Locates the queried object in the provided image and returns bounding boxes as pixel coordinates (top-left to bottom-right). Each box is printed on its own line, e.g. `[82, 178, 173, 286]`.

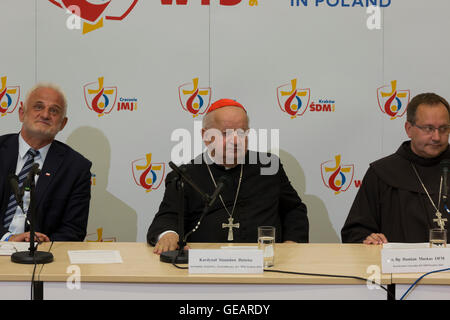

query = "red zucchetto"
[207, 99, 246, 113]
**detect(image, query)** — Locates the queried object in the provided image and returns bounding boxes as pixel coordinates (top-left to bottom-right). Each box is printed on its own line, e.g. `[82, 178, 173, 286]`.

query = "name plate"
[188, 249, 263, 274]
[382, 247, 450, 273]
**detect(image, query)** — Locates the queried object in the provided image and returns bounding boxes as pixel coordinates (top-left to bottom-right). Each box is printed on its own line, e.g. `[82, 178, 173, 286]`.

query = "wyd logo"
[0, 76, 20, 118]
[277, 79, 310, 119]
[178, 78, 212, 118]
[132, 153, 166, 193]
[161, 0, 255, 6]
[84, 77, 117, 117]
[49, 0, 138, 34]
[321, 155, 360, 195]
[377, 80, 410, 120]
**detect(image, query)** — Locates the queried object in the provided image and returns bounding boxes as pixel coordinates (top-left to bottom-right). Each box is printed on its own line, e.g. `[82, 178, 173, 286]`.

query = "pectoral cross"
[434, 211, 448, 230]
[222, 217, 240, 241]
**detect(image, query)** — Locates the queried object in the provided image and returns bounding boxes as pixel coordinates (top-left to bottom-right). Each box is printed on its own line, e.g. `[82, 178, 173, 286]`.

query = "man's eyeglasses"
[220, 129, 250, 138]
[412, 123, 450, 135]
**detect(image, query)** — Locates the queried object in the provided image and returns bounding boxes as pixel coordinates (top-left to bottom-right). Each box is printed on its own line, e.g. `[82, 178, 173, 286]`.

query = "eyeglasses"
[220, 129, 250, 139]
[412, 124, 450, 135]
[32, 104, 63, 117]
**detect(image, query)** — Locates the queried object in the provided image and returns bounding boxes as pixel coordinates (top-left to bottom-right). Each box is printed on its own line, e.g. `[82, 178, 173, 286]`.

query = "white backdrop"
[1, 0, 449, 243]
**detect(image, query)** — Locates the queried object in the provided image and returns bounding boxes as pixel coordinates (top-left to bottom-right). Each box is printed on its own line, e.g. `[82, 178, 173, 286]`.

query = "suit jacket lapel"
[0, 134, 19, 217]
[34, 142, 65, 210]
[0, 134, 19, 176]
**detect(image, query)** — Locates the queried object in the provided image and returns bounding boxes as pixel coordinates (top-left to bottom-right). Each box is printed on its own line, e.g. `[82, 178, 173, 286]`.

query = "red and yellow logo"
[377, 80, 410, 120]
[321, 155, 356, 195]
[49, 0, 138, 34]
[161, 0, 252, 6]
[0, 76, 20, 118]
[84, 77, 118, 117]
[277, 79, 310, 119]
[132, 153, 166, 193]
[178, 77, 212, 118]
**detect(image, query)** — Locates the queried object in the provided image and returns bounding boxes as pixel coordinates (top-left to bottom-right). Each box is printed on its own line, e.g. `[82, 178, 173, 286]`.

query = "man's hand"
[9, 232, 50, 243]
[363, 233, 388, 245]
[153, 232, 189, 255]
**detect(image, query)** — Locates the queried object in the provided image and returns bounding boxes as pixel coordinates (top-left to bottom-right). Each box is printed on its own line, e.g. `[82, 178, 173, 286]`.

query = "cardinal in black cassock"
[147, 152, 308, 245]
[147, 99, 308, 252]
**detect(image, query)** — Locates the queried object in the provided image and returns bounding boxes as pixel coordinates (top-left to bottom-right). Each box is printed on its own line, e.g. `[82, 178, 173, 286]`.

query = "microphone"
[10, 162, 53, 265]
[8, 174, 24, 211]
[24, 163, 41, 190]
[168, 161, 210, 203]
[160, 162, 232, 264]
[183, 175, 231, 243]
[440, 159, 450, 205]
[208, 175, 230, 208]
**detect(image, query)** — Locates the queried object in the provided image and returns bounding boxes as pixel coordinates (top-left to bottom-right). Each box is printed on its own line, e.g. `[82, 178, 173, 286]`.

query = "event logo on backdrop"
[277, 78, 336, 118]
[0, 76, 20, 118]
[49, 0, 138, 34]
[161, 0, 256, 6]
[84, 77, 118, 117]
[377, 80, 410, 120]
[321, 155, 360, 195]
[132, 153, 166, 193]
[83, 77, 139, 117]
[179, 78, 212, 118]
[289, 0, 391, 8]
[277, 79, 311, 119]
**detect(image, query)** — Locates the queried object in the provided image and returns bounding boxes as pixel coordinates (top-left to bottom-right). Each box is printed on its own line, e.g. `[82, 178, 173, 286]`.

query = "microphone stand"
[159, 162, 221, 264]
[444, 166, 449, 214]
[11, 166, 53, 265]
[159, 172, 190, 264]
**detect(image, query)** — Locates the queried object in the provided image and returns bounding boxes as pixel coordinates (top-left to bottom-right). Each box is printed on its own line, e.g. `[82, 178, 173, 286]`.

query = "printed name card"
[188, 249, 263, 274]
[381, 246, 450, 273]
[68, 250, 123, 264]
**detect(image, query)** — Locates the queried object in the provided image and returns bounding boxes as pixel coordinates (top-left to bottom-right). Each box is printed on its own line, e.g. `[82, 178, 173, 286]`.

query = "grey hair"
[24, 83, 68, 117]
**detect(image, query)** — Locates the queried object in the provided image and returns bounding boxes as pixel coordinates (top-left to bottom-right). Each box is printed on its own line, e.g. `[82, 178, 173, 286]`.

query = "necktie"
[3, 149, 39, 230]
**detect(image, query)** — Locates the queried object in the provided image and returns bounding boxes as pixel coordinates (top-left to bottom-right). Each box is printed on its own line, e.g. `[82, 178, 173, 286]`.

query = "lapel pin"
[45, 172, 51, 177]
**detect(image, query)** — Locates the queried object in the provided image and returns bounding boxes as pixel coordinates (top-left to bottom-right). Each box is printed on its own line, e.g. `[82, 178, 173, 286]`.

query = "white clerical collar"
[18, 132, 52, 162]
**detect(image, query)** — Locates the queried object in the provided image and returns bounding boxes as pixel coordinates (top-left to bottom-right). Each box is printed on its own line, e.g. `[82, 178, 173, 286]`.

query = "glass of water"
[258, 226, 275, 267]
[429, 228, 447, 248]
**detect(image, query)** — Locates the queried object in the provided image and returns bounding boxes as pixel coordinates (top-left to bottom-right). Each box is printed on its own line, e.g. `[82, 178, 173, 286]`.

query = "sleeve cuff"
[158, 230, 178, 241]
[1, 232, 12, 241]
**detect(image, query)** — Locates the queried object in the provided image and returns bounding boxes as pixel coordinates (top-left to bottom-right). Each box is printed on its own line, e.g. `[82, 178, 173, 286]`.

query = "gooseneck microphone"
[183, 175, 231, 243]
[8, 174, 24, 212]
[159, 162, 231, 264]
[11, 163, 53, 265]
[24, 163, 41, 190]
[208, 175, 228, 208]
[440, 159, 450, 206]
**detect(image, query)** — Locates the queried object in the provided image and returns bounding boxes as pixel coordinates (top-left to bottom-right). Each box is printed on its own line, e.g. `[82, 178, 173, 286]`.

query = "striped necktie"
[3, 148, 40, 230]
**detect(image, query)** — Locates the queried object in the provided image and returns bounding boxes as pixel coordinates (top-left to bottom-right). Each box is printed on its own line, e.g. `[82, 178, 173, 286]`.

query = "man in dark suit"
[0, 84, 92, 242]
